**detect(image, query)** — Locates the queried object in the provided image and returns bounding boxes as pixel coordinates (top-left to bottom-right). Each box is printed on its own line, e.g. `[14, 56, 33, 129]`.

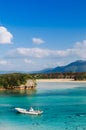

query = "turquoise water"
[0, 82, 86, 130]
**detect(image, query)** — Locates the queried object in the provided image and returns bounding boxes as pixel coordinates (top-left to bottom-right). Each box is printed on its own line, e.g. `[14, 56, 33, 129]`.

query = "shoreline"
[0, 79, 86, 91]
[36, 78, 86, 83]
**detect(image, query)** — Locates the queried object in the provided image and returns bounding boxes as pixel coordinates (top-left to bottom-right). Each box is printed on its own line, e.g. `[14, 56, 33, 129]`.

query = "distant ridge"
[0, 60, 86, 74]
[0, 71, 13, 74]
[0, 71, 25, 74]
[33, 60, 86, 73]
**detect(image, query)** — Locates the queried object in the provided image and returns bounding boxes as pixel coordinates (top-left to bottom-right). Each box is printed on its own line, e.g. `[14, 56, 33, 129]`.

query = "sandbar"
[37, 79, 86, 83]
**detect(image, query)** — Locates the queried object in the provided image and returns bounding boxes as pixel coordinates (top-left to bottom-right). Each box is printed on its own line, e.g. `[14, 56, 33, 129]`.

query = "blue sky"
[0, 0, 86, 71]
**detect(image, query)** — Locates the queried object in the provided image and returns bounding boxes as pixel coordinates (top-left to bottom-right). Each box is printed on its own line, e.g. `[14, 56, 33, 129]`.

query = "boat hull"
[15, 108, 43, 115]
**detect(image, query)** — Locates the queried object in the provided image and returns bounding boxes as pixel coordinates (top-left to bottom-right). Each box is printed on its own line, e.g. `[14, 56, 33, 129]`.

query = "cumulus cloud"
[7, 39, 86, 60]
[32, 37, 45, 44]
[22, 48, 50, 57]
[8, 48, 70, 58]
[0, 26, 13, 44]
[2, 39, 86, 71]
[7, 48, 50, 58]
[72, 40, 86, 58]
[24, 59, 34, 64]
[0, 60, 8, 65]
[21, 48, 73, 58]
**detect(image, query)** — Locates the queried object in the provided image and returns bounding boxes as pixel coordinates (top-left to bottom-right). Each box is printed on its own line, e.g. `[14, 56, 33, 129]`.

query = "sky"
[0, 0, 86, 71]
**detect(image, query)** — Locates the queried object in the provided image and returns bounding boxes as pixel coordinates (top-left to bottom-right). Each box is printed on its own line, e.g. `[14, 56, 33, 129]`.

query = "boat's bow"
[15, 107, 43, 115]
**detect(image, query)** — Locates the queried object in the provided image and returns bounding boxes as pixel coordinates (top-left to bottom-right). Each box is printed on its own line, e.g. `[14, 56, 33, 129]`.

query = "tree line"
[0, 73, 35, 89]
[0, 72, 86, 89]
[31, 72, 86, 80]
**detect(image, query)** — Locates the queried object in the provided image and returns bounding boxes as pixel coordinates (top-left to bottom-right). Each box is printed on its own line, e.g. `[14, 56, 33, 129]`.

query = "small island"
[0, 72, 86, 90]
[0, 73, 36, 90]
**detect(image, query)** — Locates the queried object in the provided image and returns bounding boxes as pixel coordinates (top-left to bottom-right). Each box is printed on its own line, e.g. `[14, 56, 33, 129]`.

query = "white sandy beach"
[37, 79, 86, 89]
[37, 78, 86, 83]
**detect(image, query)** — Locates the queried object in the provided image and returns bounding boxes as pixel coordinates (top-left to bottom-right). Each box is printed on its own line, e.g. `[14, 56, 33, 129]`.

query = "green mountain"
[0, 60, 86, 74]
[36, 60, 86, 73]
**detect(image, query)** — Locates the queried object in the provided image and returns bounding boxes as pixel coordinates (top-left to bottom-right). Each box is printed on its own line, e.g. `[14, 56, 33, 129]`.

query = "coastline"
[36, 78, 86, 83]
[0, 79, 86, 91]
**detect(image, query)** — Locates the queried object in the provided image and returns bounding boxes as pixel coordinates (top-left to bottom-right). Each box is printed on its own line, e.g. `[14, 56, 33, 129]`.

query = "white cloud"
[72, 40, 86, 58]
[7, 48, 50, 58]
[20, 48, 73, 58]
[0, 26, 13, 44]
[14, 48, 70, 58]
[2, 39, 86, 71]
[0, 60, 8, 65]
[32, 37, 45, 44]
[8, 48, 70, 58]
[7, 39, 86, 60]
[24, 59, 34, 64]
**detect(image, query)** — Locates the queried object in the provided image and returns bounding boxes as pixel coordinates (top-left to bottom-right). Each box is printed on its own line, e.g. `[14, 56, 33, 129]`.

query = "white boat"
[15, 107, 43, 115]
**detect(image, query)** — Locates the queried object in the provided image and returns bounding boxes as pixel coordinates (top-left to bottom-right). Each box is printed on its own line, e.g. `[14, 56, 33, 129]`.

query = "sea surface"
[0, 82, 86, 130]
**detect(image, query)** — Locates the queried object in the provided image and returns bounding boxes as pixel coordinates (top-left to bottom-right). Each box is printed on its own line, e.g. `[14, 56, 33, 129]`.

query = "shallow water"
[0, 82, 86, 130]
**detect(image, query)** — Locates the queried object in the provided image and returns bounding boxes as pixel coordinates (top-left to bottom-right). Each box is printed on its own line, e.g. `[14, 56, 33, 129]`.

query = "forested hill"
[0, 60, 86, 74]
[52, 60, 86, 73]
[34, 60, 86, 73]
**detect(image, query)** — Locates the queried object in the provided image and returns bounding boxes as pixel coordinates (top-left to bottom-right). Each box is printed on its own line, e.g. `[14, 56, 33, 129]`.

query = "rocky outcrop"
[14, 79, 36, 90]
[0, 79, 36, 90]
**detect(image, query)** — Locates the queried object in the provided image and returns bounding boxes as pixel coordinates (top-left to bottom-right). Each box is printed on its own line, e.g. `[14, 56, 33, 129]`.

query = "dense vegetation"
[74, 73, 86, 81]
[0, 73, 35, 89]
[0, 72, 86, 89]
[31, 72, 86, 81]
